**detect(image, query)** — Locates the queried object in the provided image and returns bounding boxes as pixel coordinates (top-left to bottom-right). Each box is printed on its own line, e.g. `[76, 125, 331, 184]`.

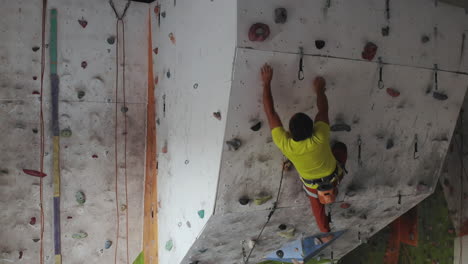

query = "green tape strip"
[133, 251, 144, 264]
[50, 9, 58, 74]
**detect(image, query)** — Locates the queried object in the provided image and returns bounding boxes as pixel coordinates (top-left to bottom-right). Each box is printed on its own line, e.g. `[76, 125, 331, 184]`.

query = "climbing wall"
[0, 0, 148, 263]
[180, 0, 468, 263]
[150, 0, 237, 263]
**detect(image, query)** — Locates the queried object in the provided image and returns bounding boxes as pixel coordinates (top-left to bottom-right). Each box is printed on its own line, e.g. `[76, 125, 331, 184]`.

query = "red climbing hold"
[23, 169, 47, 178]
[386, 88, 400, 97]
[248, 23, 270, 42]
[340, 202, 351, 209]
[30, 217, 36, 225]
[32, 91, 40, 95]
[154, 5, 160, 15]
[361, 42, 378, 61]
[92, 154, 98, 159]
[81, 61, 87, 69]
[78, 18, 88, 28]
[153, 48, 159, 54]
[67, 216, 73, 219]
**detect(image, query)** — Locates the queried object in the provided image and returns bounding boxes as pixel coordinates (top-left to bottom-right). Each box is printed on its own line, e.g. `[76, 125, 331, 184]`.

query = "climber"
[260, 63, 348, 244]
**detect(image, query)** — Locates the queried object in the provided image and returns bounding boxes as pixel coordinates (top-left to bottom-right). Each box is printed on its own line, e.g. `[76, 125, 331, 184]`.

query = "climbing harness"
[109, 1, 131, 263]
[298, 47, 304, 81]
[378, 57, 384, 89]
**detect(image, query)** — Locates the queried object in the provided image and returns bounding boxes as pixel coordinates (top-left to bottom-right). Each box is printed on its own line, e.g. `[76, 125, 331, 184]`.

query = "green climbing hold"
[198, 210, 205, 219]
[254, 195, 272, 205]
[133, 251, 144, 264]
[277, 228, 296, 239]
[165, 239, 174, 251]
[75, 191, 86, 205]
[77, 91, 85, 99]
[60, 128, 72, 137]
[72, 231, 88, 239]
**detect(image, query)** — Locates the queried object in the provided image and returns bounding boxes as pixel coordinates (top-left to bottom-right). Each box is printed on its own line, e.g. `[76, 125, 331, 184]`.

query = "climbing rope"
[109, 0, 131, 263]
[39, 0, 47, 263]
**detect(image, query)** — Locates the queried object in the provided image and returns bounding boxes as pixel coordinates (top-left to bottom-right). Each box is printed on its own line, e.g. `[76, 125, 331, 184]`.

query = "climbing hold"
[92, 154, 98, 159]
[77, 91, 85, 99]
[432, 91, 448, 101]
[33, 76, 37, 80]
[198, 248, 208, 253]
[226, 138, 242, 151]
[421, 35, 430, 43]
[185, 160, 190, 165]
[186, 221, 191, 228]
[153, 47, 158, 55]
[276, 250, 284, 258]
[105, 240, 112, 249]
[32, 91, 40, 95]
[60, 128, 72, 137]
[161, 11, 166, 18]
[331, 124, 351, 132]
[193, 83, 198, 89]
[120, 204, 127, 211]
[107, 36, 115, 45]
[72, 232, 88, 239]
[30, 217, 36, 225]
[75, 191, 86, 205]
[67, 216, 73, 219]
[155, 76, 159, 85]
[32, 46, 40, 52]
[386, 87, 400, 97]
[248, 23, 270, 42]
[23, 169, 47, 178]
[386, 139, 394, 149]
[166, 70, 171, 79]
[169, 33, 176, 44]
[81, 61, 87, 69]
[274, 8, 287, 24]
[32, 128, 38, 134]
[254, 195, 272, 205]
[33, 238, 40, 242]
[198, 210, 205, 219]
[278, 224, 287, 230]
[0, 168, 8, 174]
[250, 121, 262, 131]
[381, 26, 390, 36]
[165, 239, 173, 251]
[340, 203, 351, 209]
[213, 111, 222, 120]
[19, 251, 23, 259]
[361, 42, 378, 61]
[78, 18, 88, 28]
[162, 141, 168, 153]
[283, 160, 293, 171]
[278, 228, 295, 239]
[154, 5, 160, 15]
[121, 106, 129, 113]
[315, 40, 326, 49]
[238, 196, 250, 205]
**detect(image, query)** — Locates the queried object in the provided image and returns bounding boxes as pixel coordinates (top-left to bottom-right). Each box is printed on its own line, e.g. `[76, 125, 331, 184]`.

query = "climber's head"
[289, 113, 314, 141]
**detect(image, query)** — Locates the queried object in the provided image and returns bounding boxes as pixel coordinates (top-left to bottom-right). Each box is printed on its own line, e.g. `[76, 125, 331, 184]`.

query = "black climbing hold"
[250, 121, 262, 131]
[121, 106, 129, 113]
[386, 138, 394, 149]
[274, 8, 287, 24]
[32, 46, 40, 52]
[315, 40, 325, 49]
[381, 26, 390, 36]
[32, 128, 38, 134]
[161, 11, 166, 18]
[226, 138, 241, 151]
[421, 35, 430, 43]
[189, 261, 199, 264]
[239, 196, 250, 205]
[276, 250, 284, 258]
[432, 91, 448, 101]
[77, 91, 85, 99]
[198, 248, 207, 253]
[193, 83, 198, 89]
[107, 36, 115, 45]
[166, 71, 171, 78]
[331, 124, 351, 132]
[278, 224, 287, 230]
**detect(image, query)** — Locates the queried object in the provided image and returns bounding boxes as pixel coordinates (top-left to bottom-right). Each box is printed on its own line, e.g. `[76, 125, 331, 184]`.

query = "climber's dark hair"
[289, 113, 314, 141]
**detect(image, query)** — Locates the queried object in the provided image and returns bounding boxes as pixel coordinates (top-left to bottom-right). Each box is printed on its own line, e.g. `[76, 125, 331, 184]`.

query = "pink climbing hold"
[23, 169, 47, 178]
[361, 42, 378, 61]
[92, 154, 98, 159]
[30, 217, 36, 225]
[67, 216, 73, 219]
[81, 61, 87, 69]
[340, 202, 351, 209]
[78, 18, 88, 28]
[153, 48, 159, 55]
[32, 91, 40, 95]
[386, 88, 400, 97]
[154, 5, 160, 15]
[248, 23, 270, 42]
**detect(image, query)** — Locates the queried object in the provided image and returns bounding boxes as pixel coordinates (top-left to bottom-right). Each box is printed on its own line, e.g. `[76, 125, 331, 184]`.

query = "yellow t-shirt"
[272, 121, 336, 181]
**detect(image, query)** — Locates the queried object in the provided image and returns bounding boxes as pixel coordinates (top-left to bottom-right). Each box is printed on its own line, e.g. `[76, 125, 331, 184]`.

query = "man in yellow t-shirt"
[260, 63, 347, 243]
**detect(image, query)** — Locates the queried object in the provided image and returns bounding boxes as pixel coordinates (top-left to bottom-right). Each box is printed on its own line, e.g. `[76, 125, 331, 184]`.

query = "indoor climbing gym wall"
[0, 0, 148, 263]
[150, 0, 237, 264]
[178, 0, 468, 263]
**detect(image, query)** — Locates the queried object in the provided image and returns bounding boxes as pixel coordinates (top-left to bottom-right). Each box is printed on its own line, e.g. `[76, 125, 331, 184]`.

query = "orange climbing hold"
[169, 33, 176, 44]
